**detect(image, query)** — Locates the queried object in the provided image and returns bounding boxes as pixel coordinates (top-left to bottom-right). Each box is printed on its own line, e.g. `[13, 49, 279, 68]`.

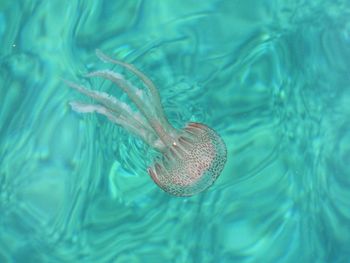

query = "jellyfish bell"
[149, 122, 227, 196]
[65, 50, 227, 197]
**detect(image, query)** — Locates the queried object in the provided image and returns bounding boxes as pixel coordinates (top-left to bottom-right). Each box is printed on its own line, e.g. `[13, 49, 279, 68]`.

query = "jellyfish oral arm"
[95, 50, 166, 125]
[64, 79, 165, 151]
[66, 51, 179, 150]
[94, 50, 178, 144]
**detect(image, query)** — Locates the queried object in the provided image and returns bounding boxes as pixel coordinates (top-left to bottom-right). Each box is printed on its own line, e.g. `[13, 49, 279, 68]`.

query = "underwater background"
[1, 0, 350, 262]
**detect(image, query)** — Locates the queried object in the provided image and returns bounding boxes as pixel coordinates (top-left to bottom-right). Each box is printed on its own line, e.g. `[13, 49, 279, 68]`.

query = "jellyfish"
[65, 50, 227, 197]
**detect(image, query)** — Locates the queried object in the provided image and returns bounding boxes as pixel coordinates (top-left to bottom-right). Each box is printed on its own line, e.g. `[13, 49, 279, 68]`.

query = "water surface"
[1, 1, 350, 262]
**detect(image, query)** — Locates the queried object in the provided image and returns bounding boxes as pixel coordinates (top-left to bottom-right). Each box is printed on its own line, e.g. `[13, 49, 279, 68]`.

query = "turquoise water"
[1, 1, 350, 262]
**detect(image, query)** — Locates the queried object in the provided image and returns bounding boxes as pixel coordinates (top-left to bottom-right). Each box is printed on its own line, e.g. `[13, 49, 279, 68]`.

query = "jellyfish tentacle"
[95, 49, 176, 135]
[86, 70, 176, 148]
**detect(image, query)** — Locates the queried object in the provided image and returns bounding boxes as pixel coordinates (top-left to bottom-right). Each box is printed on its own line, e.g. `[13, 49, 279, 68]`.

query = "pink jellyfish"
[65, 50, 227, 196]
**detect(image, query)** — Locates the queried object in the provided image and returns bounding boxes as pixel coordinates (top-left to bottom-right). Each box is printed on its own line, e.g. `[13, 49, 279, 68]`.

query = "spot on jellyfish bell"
[65, 50, 227, 197]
